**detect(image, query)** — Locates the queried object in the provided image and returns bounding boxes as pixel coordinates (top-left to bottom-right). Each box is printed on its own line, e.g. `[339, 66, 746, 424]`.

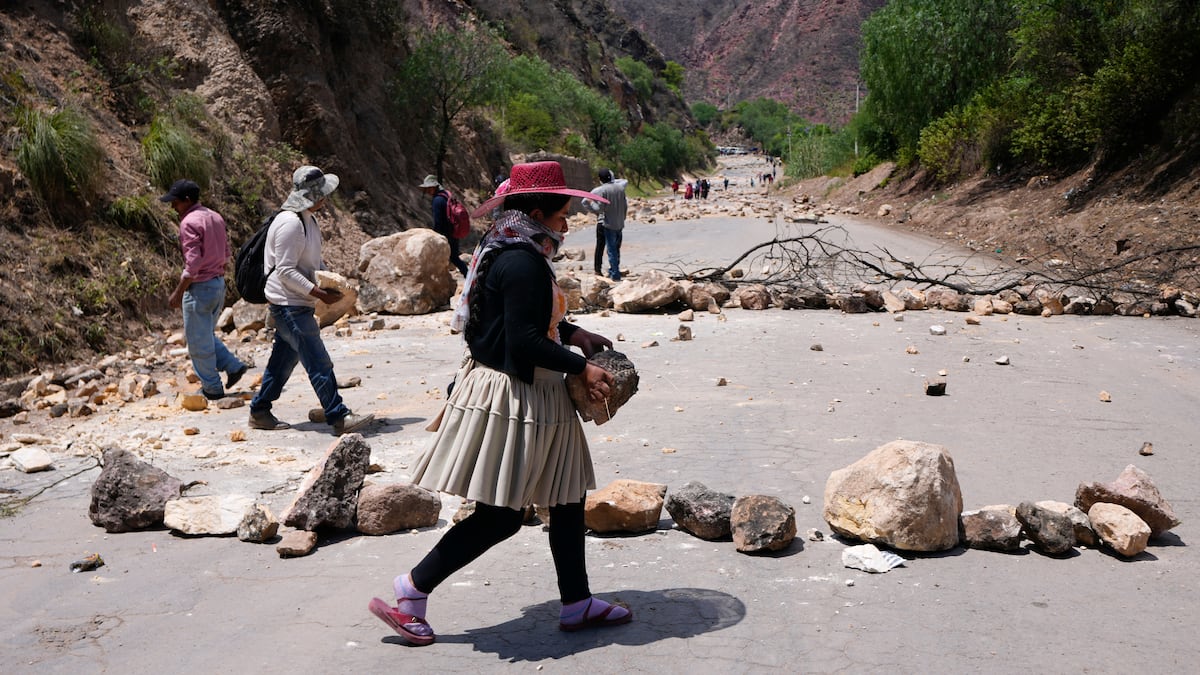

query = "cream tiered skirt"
[412, 360, 596, 509]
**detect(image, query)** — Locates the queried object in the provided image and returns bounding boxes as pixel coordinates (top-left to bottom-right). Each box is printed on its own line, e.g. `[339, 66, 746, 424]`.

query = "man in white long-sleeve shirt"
[248, 166, 373, 435]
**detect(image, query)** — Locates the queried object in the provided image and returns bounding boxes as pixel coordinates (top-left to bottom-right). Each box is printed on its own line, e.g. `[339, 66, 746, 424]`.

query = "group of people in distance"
[161, 160, 634, 648]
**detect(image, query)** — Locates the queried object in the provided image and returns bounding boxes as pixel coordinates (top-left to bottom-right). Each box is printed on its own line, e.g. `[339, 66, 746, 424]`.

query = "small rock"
[230, 429, 246, 442]
[924, 379, 947, 396]
[1099, 390, 1112, 402]
[1139, 441, 1154, 456]
[806, 528, 824, 541]
[276, 530, 318, 558]
[183, 427, 200, 436]
[995, 355, 1010, 365]
[810, 344, 823, 351]
[676, 325, 693, 341]
[929, 325, 946, 336]
[179, 394, 208, 411]
[905, 345, 919, 355]
[716, 378, 727, 386]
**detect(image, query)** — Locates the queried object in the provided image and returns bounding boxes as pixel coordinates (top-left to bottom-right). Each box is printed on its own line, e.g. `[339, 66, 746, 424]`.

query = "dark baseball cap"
[158, 179, 201, 203]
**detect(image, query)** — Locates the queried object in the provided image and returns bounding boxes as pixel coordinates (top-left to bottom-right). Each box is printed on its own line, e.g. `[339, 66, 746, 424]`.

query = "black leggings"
[594, 225, 606, 273]
[410, 499, 591, 604]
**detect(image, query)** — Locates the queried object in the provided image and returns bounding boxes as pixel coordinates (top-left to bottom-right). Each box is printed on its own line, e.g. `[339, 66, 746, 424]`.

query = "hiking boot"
[226, 365, 249, 389]
[203, 390, 226, 401]
[249, 410, 290, 430]
[333, 412, 374, 435]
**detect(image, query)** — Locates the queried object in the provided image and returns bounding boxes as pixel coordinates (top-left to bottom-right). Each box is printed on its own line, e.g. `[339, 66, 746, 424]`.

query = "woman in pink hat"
[370, 161, 632, 645]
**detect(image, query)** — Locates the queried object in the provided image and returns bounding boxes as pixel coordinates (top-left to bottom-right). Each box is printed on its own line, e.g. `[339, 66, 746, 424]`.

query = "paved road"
[2, 167, 1197, 673]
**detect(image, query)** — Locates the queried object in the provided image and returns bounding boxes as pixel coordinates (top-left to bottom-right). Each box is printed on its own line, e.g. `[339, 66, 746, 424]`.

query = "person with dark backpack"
[246, 165, 374, 436]
[419, 174, 470, 276]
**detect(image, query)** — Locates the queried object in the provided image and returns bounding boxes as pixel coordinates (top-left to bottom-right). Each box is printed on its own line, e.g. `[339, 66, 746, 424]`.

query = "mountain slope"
[609, 0, 884, 123]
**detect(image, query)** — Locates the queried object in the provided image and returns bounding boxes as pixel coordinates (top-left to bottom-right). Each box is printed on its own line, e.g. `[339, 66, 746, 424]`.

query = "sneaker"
[203, 390, 226, 401]
[226, 365, 249, 389]
[333, 412, 375, 435]
[249, 410, 290, 430]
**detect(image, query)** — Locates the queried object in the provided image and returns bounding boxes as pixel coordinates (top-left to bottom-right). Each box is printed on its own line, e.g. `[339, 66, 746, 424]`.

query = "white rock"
[11, 446, 54, 473]
[842, 543, 906, 574]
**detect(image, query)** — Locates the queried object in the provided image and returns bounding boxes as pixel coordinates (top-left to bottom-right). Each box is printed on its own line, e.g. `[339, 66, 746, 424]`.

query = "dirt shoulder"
[786, 160, 1200, 294]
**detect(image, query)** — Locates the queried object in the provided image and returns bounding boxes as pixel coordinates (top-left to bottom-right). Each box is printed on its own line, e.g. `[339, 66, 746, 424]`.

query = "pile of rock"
[85, 434, 442, 558]
[823, 439, 1181, 560]
[559, 265, 1198, 319]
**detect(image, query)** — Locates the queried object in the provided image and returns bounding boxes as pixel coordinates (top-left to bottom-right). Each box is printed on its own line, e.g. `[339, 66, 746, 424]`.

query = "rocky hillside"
[609, 0, 885, 123]
[0, 0, 689, 378]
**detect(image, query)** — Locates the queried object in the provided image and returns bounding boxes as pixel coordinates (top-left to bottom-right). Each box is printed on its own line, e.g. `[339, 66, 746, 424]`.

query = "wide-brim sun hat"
[470, 161, 606, 218]
[282, 165, 340, 211]
[418, 174, 440, 189]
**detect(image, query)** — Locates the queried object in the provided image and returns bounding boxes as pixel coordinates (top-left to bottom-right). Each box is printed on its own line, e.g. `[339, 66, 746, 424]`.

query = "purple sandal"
[368, 597, 436, 646]
[559, 598, 634, 632]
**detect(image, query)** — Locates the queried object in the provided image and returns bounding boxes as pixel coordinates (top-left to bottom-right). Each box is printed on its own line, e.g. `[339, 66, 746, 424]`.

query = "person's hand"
[312, 287, 343, 304]
[581, 362, 613, 402]
[568, 327, 612, 358]
[168, 288, 184, 310]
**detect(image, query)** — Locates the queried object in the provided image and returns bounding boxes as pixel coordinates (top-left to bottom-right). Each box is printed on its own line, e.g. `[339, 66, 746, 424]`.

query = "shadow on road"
[384, 587, 745, 659]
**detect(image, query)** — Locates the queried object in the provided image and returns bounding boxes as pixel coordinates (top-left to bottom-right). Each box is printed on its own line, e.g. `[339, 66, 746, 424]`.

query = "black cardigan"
[467, 245, 586, 383]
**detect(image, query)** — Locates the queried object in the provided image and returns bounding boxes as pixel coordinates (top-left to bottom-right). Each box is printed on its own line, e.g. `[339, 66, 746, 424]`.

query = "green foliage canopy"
[391, 27, 508, 181]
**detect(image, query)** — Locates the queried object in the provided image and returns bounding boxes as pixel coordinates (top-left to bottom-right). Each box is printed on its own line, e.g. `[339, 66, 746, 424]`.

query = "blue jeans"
[603, 227, 623, 281]
[250, 305, 350, 425]
[182, 277, 244, 397]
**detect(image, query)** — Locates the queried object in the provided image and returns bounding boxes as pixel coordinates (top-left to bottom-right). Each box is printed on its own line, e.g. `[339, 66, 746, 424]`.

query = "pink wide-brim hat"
[470, 161, 607, 218]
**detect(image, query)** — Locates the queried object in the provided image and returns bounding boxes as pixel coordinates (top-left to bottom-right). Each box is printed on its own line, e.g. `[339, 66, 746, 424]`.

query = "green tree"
[615, 56, 654, 100]
[662, 61, 685, 94]
[391, 27, 508, 181]
[860, 0, 1016, 154]
[691, 102, 719, 128]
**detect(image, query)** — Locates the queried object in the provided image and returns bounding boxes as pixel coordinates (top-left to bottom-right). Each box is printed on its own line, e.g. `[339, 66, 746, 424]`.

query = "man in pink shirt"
[161, 179, 248, 400]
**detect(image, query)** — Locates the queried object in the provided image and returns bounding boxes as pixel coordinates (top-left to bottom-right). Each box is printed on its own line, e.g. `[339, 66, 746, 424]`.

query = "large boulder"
[824, 440, 963, 552]
[665, 481, 735, 540]
[610, 270, 681, 312]
[164, 495, 256, 536]
[282, 433, 372, 531]
[89, 448, 183, 533]
[1088, 502, 1151, 557]
[1074, 464, 1180, 537]
[356, 482, 442, 535]
[585, 479, 666, 533]
[1015, 501, 1074, 555]
[357, 229, 456, 315]
[731, 495, 796, 553]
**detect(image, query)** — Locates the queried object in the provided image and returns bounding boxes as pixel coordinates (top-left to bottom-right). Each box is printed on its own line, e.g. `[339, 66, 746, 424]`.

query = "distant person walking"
[419, 175, 470, 276]
[248, 165, 374, 435]
[583, 168, 629, 281]
[161, 179, 248, 401]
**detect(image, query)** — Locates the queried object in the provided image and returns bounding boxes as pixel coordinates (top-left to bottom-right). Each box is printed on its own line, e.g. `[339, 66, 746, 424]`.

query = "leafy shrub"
[142, 114, 212, 191]
[505, 92, 557, 150]
[14, 105, 105, 206]
[615, 57, 654, 101]
[691, 102, 719, 128]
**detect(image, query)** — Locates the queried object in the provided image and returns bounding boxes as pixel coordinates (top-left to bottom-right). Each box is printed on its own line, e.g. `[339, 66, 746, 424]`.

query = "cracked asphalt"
[3, 162, 1197, 673]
